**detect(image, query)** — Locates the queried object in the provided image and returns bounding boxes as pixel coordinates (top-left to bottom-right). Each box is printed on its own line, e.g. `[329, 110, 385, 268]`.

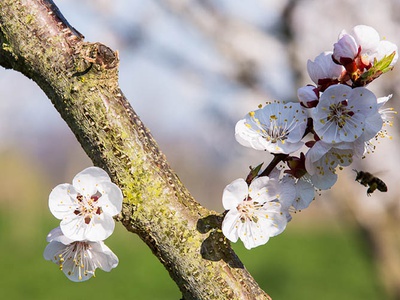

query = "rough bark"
[0, 0, 270, 299]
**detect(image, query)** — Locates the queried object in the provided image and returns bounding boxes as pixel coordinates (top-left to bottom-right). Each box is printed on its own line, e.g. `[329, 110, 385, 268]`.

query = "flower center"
[265, 115, 289, 143]
[237, 200, 262, 223]
[57, 241, 95, 281]
[327, 100, 354, 128]
[74, 192, 103, 224]
[250, 113, 297, 144]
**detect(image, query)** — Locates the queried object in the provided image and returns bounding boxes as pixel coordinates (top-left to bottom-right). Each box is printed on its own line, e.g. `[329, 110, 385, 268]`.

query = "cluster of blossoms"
[222, 25, 397, 250]
[44, 167, 123, 282]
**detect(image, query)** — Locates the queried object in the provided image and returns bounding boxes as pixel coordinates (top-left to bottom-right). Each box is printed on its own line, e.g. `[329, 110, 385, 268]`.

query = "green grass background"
[0, 152, 387, 299]
[0, 214, 385, 300]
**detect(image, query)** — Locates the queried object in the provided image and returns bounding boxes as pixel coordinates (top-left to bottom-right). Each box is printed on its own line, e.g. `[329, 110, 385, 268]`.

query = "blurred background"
[1, 0, 400, 299]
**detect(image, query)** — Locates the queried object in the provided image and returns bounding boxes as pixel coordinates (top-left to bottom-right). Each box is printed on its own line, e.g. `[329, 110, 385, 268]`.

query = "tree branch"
[0, 0, 270, 299]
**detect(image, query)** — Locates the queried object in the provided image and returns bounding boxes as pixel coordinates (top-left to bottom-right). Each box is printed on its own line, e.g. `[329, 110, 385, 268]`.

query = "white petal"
[222, 178, 248, 210]
[362, 113, 383, 141]
[351, 25, 380, 52]
[298, 85, 318, 104]
[72, 167, 111, 196]
[238, 220, 270, 250]
[248, 176, 270, 200]
[235, 119, 267, 151]
[221, 210, 240, 243]
[333, 34, 358, 61]
[59, 215, 89, 241]
[350, 87, 378, 116]
[376, 40, 398, 66]
[293, 179, 315, 210]
[259, 202, 287, 236]
[85, 214, 116, 242]
[48, 184, 78, 220]
[350, 139, 366, 158]
[320, 80, 352, 99]
[305, 141, 331, 174]
[46, 227, 63, 243]
[310, 169, 337, 190]
[307, 51, 344, 84]
[96, 181, 123, 216]
[277, 175, 297, 209]
[88, 241, 119, 272]
[262, 178, 282, 202]
[307, 58, 322, 84]
[279, 174, 296, 210]
[43, 239, 67, 261]
[46, 227, 74, 244]
[268, 167, 281, 181]
[377, 94, 392, 107]
[269, 141, 304, 155]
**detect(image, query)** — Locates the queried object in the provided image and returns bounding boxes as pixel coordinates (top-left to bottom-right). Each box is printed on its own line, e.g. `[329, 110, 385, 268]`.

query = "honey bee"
[353, 170, 388, 196]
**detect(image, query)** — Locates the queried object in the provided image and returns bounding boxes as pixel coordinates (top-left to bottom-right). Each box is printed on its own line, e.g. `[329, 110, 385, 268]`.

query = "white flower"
[311, 85, 381, 144]
[221, 177, 288, 250]
[307, 51, 345, 85]
[333, 25, 398, 67]
[305, 141, 353, 190]
[49, 167, 123, 241]
[235, 102, 308, 154]
[43, 227, 119, 282]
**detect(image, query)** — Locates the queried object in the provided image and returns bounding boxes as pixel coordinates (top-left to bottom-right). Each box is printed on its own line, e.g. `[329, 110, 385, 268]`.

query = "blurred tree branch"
[0, 0, 270, 299]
